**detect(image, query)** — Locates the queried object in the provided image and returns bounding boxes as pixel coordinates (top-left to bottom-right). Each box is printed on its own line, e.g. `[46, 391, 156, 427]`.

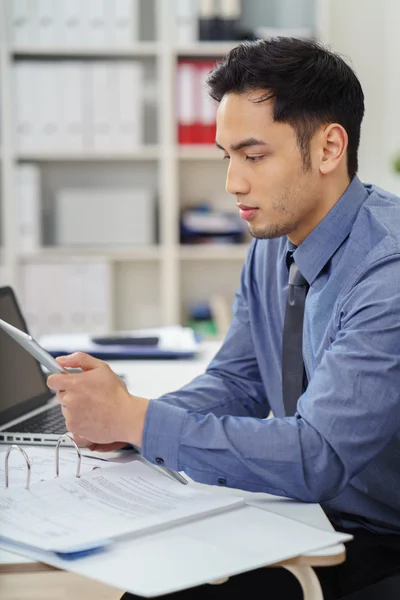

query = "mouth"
[237, 204, 259, 221]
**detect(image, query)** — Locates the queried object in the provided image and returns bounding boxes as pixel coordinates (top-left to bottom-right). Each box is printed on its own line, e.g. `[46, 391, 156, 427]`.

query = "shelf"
[11, 43, 160, 58]
[10, 42, 237, 60]
[179, 244, 249, 261]
[178, 145, 221, 160]
[18, 246, 248, 262]
[174, 42, 237, 57]
[17, 147, 160, 162]
[17, 147, 221, 162]
[19, 246, 162, 262]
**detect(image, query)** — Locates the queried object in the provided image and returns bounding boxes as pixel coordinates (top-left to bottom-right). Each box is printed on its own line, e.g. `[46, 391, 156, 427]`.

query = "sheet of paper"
[0, 461, 243, 552]
[0, 446, 109, 488]
[0, 505, 352, 597]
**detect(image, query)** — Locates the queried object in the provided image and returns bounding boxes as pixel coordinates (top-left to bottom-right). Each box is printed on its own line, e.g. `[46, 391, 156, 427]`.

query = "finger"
[47, 374, 72, 392]
[56, 390, 67, 404]
[60, 404, 69, 423]
[88, 442, 129, 452]
[56, 352, 104, 371]
[71, 433, 96, 448]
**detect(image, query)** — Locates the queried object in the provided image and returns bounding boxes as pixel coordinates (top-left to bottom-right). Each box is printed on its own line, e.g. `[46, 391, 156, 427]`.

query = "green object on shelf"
[187, 319, 218, 338]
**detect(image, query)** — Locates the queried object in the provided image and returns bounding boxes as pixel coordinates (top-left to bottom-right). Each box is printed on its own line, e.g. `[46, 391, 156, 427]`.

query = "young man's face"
[216, 91, 325, 245]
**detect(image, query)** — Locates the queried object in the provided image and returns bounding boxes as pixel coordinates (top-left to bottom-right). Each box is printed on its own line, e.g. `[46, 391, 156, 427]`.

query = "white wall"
[325, 0, 400, 194]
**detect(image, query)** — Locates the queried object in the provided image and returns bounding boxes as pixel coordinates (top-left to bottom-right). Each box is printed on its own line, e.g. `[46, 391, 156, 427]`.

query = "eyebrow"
[215, 138, 269, 152]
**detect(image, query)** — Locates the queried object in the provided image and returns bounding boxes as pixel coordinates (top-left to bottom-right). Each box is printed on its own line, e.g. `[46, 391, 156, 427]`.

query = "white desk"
[0, 341, 349, 599]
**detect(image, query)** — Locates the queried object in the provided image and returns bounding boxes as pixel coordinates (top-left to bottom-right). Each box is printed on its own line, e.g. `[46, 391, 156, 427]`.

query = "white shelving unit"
[4, 0, 396, 333]
[0, 0, 253, 332]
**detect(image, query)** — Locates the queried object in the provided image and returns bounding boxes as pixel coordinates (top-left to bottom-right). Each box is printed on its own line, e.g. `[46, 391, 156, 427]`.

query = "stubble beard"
[248, 189, 301, 240]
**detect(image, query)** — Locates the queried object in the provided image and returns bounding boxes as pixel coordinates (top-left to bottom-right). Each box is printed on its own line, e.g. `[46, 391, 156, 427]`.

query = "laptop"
[0, 286, 67, 445]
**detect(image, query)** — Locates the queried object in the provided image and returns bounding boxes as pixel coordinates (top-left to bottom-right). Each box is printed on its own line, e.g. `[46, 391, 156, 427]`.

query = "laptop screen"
[0, 286, 51, 426]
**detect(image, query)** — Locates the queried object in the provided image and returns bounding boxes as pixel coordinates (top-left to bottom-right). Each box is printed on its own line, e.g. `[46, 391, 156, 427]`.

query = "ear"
[319, 124, 348, 175]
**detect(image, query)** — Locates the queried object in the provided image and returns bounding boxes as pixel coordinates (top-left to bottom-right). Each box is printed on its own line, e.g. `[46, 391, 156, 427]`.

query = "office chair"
[341, 573, 400, 599]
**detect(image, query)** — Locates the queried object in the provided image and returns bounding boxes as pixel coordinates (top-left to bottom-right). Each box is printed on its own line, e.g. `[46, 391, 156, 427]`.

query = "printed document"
[0, 461, 243, 553]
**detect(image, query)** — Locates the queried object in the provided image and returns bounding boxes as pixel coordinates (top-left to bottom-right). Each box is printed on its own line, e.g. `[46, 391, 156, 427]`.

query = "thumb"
[70, 433, 95, 448]
[88, 442, 129, 452]
[56, 351, 103, 371]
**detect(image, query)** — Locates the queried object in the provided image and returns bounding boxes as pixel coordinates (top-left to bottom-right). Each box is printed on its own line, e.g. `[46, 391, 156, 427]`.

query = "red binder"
[197, 60, 217, 144]
[176, 59, 199, 144]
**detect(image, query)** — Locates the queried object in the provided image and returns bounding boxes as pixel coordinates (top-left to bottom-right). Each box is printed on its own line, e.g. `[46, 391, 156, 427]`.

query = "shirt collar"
[288, 176, 369, 285]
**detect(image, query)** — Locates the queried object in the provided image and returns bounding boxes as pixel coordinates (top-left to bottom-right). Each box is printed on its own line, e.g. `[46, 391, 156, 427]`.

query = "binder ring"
[5, 445, 31, 490]
[55, 434, 82, 478]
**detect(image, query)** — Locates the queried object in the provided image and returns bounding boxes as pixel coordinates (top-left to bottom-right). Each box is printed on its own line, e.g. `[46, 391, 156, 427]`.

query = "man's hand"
[47, 352, 149, 447]
[71, 434, 129, 452]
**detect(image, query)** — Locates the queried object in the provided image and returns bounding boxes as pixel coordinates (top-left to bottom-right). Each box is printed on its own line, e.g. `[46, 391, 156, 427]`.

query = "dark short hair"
[207, 37, 365, 177]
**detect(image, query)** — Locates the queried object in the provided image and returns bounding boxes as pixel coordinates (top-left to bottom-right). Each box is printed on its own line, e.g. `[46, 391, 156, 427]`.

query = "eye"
[222, 155, 230, 161]
[246, 155, 265, 162]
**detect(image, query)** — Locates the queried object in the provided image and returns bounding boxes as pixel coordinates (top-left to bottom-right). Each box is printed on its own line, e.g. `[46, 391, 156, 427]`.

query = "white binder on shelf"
[57, 0, 84, 47]
[21, 262, 54, 337]
[102, 0, 117, 47]
[10, 0, 34, 46]
[115, 61, 144, 150]
[113, 0, 139, 46]
[35, 0, 58, 47]
[64, 260, 113, 334]
[84, 0, 107, 47]
[15, 63, 38, 153]
[174, 0, 198, 45]
[36, 63, 61, 152]
[83, 261, 113, 333]
[16, 164, 41, 254]
[58, 62, 85, 152]
[90, 62, 114, 152]
[63, 262, 89, 333]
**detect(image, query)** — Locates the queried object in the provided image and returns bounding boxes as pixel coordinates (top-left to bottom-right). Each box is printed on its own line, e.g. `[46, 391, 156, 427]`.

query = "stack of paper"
[0, 460, 243, 555]
[0, 447, 353, 597]
[39, 325, 200, 359]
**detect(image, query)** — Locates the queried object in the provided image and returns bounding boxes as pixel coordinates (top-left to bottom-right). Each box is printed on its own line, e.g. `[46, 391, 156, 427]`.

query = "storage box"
[55, 187, 156, 246]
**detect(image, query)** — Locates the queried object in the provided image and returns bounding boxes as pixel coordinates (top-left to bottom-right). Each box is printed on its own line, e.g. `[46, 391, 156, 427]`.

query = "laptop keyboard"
[7, 405, 67, 434]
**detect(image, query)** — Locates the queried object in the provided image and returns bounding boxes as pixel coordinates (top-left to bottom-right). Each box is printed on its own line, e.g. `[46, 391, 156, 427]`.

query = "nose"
[225, 161, 250, 197]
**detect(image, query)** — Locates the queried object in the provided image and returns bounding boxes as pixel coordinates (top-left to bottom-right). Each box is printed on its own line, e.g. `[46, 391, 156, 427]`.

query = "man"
[47, 38, 400, 599]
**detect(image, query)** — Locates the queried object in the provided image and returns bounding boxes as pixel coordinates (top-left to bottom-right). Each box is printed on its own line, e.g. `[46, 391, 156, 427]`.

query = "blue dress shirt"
[142, 176, 400, 534]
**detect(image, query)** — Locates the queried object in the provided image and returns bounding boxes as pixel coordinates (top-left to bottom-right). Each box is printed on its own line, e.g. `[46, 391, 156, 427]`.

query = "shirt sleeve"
[148, 241, 270, 420]
[142, 252, 400, 504]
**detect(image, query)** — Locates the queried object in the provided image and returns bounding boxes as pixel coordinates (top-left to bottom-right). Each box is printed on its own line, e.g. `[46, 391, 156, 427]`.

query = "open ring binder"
[4, 434, 82, 489]
[55, 433, 82, 478]
[5, 445, 31, 489]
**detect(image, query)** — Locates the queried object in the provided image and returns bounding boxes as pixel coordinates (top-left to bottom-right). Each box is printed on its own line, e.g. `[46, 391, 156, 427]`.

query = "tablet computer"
[0, 318, 69, 375]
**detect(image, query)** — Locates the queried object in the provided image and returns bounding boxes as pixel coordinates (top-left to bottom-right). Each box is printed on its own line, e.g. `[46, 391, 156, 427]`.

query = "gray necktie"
[282, 252, 309, 416]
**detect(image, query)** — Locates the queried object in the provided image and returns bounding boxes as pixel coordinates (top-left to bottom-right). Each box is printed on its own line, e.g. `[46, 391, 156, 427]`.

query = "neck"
[288, 174, 352, 246]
